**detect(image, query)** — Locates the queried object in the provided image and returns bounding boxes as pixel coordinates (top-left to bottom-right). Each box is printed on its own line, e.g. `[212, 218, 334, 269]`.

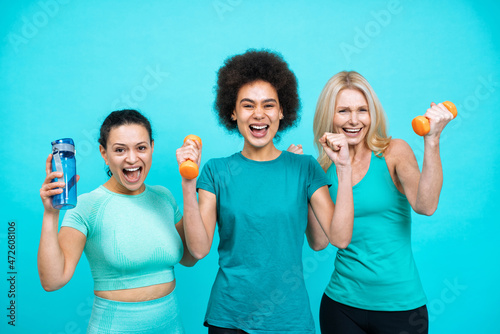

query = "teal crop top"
[325, 152, 427, 311]
[61, 185, 184, 291]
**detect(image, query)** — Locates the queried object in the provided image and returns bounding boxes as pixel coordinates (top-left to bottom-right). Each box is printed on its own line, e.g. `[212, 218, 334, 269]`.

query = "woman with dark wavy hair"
[39, 109, 196, 333]
[177, 49, 354, 333]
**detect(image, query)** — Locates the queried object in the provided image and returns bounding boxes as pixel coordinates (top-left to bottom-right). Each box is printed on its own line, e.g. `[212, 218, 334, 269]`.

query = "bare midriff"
[94, 280, 175, 302]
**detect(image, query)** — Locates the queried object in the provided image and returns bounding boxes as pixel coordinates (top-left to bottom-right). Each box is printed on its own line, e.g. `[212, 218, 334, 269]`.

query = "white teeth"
[250, 125, 268, 130]
[344, 128, 361, 133]
[124, 167, 140, 172]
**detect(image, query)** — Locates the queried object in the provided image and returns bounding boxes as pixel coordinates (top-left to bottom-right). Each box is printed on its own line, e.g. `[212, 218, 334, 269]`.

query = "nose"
[349, 111, 358, 124]
[126, 150, 138, 164]
[253, 105, 264, 119]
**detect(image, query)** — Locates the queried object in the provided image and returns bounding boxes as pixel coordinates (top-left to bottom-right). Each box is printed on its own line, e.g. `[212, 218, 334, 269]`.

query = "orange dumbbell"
[179, 135, 202, 179]
[412, 101, 457, 136]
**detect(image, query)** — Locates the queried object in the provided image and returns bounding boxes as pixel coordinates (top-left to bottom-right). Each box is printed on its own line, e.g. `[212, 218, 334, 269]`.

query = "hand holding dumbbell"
[412, 101, 457, 136]
[179, 135, 202, 179]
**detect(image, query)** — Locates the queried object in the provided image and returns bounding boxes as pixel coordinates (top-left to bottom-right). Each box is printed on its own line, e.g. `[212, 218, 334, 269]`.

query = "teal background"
[1, 0, 499, 333]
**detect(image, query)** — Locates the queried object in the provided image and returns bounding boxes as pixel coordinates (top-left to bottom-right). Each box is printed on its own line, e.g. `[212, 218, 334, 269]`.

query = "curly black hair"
[214, 49, 301, 134]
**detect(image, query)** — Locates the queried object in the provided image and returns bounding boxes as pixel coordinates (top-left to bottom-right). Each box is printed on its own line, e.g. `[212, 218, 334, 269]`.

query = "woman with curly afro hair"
[177, 49, 354, 334]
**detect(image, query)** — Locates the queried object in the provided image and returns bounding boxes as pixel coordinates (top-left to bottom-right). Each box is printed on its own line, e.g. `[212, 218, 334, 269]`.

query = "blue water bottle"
[51, 138, 77, 210]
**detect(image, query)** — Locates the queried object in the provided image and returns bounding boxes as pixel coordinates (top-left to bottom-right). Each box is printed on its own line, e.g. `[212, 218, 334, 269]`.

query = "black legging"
[208, 325, 249, 334]
[320, 294, 428, 334]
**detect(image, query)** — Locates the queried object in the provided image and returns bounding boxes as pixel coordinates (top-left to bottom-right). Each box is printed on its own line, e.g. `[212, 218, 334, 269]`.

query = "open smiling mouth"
[250, 124, 269, 137]
[123, 167, 142, 183]
[343, 128, 362, 135]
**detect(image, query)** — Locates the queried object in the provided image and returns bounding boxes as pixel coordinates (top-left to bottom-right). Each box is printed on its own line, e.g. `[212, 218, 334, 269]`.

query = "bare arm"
[309, 175, 353, 249]
[286, 144, 330, 250]
[287, 142, 353, 249]
[390, 139, 442, 215]
[175, 218, 199, 267]
[37, 154, 85, 291]
[176, 140, 217, 260]
[309, 133, 354, 249]
[181, 181, 217, 259]
[305, 204, 330, 251]
[390, 103, 453, 215]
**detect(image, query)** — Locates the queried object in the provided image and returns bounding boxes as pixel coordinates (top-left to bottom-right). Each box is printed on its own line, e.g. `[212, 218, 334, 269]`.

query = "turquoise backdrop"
[1, 0, 499, 333]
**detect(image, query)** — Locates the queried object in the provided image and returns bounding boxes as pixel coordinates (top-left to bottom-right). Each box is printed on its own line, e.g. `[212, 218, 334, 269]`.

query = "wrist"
[181, 177, 197, 188]
[336, 165, 352, 178]
[43, 209, 60, 228]
[424, 135, 440, 148]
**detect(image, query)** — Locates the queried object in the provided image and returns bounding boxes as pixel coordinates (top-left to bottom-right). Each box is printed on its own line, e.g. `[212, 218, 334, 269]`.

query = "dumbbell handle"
[179, 135, 202, 179]
[412, 101, 457, 136]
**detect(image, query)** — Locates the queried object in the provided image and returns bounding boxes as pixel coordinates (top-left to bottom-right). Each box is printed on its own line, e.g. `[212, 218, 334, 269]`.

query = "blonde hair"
[312, 71, 391, 170]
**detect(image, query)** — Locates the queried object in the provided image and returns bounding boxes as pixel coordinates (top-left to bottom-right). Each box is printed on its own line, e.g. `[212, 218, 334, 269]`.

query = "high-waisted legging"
[87, 288, 184, 333]
[320, 294, 428, 334]
[207, 325, 249, 334]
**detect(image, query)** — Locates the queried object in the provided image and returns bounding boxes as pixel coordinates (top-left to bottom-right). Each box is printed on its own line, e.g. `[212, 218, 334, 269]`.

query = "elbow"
[180, 247, 201, 267]
[420, 210, 435, 217]
[413, 197, 439, 216]
[190, 248, 209, 261]
[328, 226, 353, 249]
[305, 232, 329, 251]
[194, 252, 208, 261]
[415, 204, 438, 216]
[310, 240, 329, 252]
[40, 280, 62, 292]
[333, 241, 350, 250]
[331, 236, 352, 250]
[38, 271, 66, 292]
[42, 285, 57, 292]
[180, 258, 198, 267]
[184, 239, 211, 261]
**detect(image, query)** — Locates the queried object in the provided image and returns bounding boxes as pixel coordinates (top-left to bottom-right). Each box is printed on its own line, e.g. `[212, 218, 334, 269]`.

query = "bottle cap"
[52, 138, 75, 153]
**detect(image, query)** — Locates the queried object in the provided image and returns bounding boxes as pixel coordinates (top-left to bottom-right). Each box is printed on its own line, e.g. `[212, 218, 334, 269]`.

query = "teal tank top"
[325, 152, 427, 311]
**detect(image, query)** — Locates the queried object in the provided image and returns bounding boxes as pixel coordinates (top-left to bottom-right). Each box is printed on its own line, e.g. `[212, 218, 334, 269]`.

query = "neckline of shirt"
[236, 151, 286, 164]
[98, 184, 150, 198]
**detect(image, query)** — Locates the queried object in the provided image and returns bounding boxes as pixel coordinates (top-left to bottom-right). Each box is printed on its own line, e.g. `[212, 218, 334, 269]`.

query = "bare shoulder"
[384, 139, 415, 162]
[383, 139, 420, 193]
[384, 139, 418, 174]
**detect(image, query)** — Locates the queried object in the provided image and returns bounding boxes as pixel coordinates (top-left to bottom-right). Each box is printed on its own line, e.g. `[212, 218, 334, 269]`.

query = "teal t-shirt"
[61, 185, 184, 291]
[325, 152, 427, 311]
[197, 151, 331, 334]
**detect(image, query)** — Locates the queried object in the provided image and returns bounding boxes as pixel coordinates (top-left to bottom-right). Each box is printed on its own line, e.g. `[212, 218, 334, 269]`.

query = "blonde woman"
[312, 71, 453, 334]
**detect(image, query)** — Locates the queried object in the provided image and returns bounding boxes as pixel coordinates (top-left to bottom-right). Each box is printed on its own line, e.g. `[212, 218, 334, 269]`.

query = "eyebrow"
[112, 141, 148, 147]
[336, 105, 368, 109]
[239, 98, 278, 104]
